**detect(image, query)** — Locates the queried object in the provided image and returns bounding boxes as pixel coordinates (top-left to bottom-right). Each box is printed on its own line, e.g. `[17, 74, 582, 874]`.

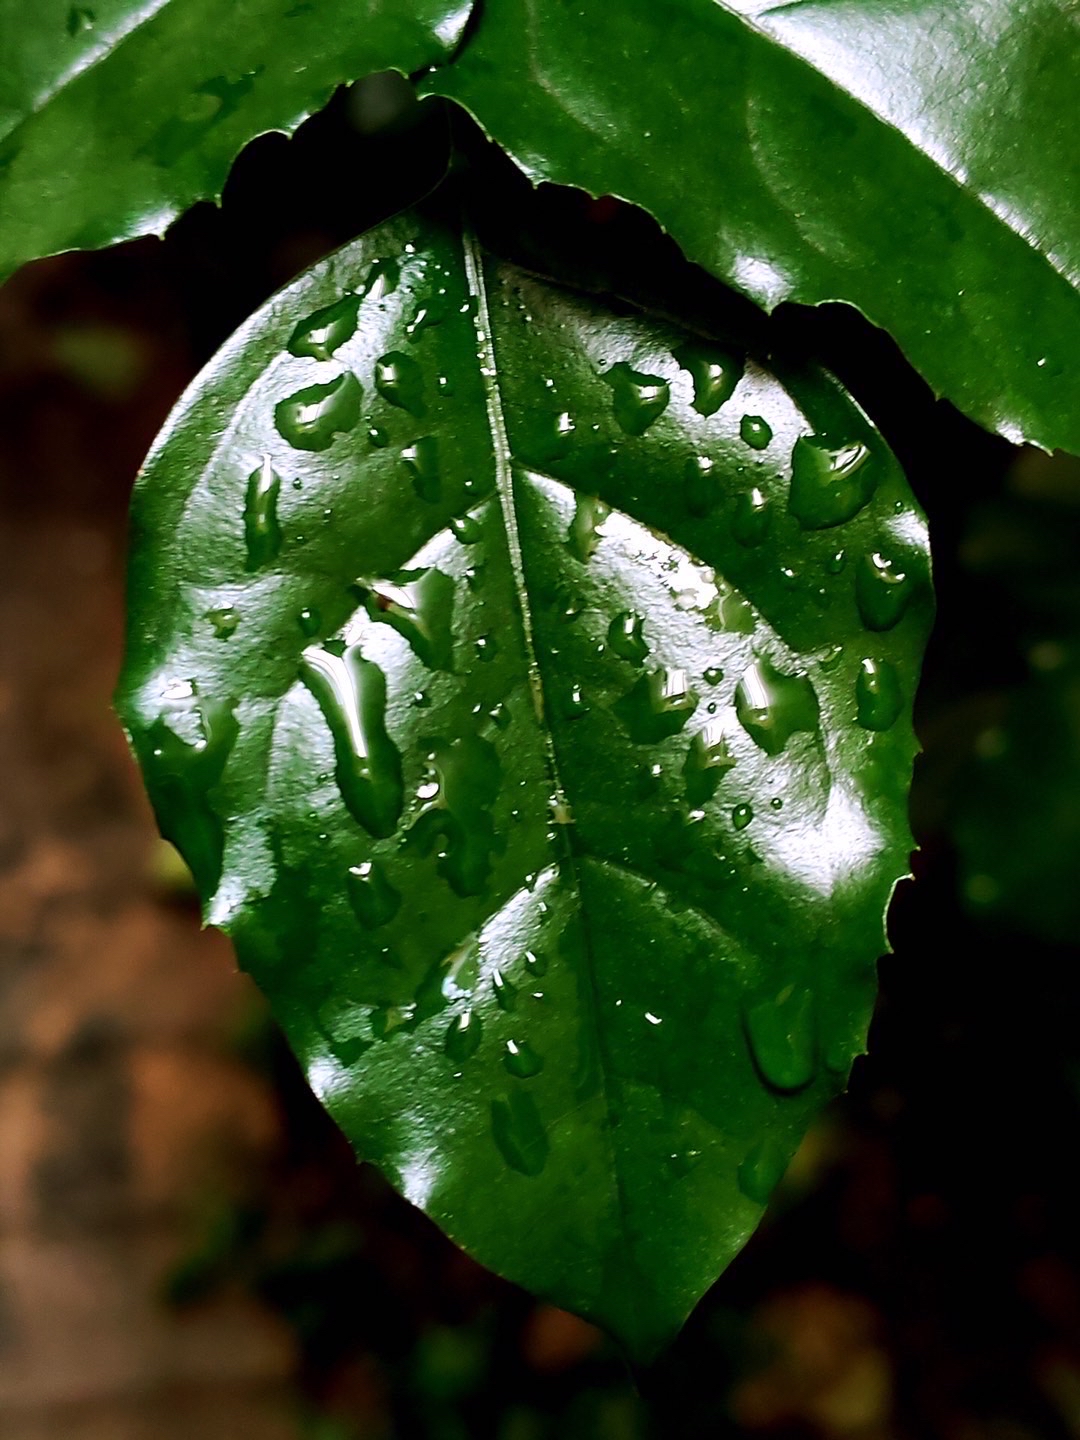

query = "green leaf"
[117, 210, 932, 1357]
[427, 0, 1080, 455]
[0, 0, 471, 280]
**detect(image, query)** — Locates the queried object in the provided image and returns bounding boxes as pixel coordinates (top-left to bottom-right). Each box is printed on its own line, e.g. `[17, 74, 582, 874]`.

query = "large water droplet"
[353, 567, 455, 671]
[450, 513, 483, 544]
[855, 657, 903, 731]
[364, 256, 400, 299]
[374, 351, 425, 417]
[491, 1091, 548, 1176]
[601, 362, 670, 436]
[732, 487, 771, 547]
[445, 1010, 482, 1064]
[566, 495, 610, 562]
[734, 658, 819, 755]
[740, 415, 772, 450]
[503, 1038, 544, 1079]
[300, 644, 404, 837]
[275, 372, 362, 451]
[346, 859, 401, 929]
[206, 607, 239, 639]
[66, 6, 96, 35]
[408, 734, 501, 897]
[401, 436, 441, 502]
[744, 985, 816, 1091]
[143, 695, 237, 893]
[244, 456, 283, 570]
[738, 1137, 787, 1204]
[607, 611, 649, 665]
[789, 435, 877, 529]
[732, 802, 753, 830]
[287, 293, 360, 360]
[616, 667, 699, 744]
[856, 551, 913, 631]
[673, 342, 742, 416]
[684, 720, 736, 805]
[684, 456, 716, 517]
[405, 294, 449, 342]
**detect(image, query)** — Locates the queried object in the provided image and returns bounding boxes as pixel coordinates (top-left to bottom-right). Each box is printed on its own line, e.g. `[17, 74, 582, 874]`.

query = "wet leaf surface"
[117, 209, 932, 1356]
[429, 0, 1080, 455]
[0, 0, 470, 279]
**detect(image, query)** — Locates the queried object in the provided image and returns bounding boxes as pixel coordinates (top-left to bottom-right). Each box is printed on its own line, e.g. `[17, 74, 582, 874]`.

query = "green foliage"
[0, 0, 467, 277]
[3, 0, 1075, 1360]
[115, 211, 931, 1353]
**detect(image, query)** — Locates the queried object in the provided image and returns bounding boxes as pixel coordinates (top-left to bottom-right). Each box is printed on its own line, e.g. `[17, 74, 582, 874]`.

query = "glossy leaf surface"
[118, 211, 932, 1356]
[429, 0, 1080, 455]
[0, 0, 470, 280]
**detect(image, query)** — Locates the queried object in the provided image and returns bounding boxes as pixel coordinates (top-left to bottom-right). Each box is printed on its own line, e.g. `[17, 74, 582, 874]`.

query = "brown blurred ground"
[0, 248, 302, 1440]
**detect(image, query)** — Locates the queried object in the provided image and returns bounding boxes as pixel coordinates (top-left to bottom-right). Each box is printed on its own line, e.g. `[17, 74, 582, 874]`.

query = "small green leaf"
[428, 0, 1080, 455]
[117, 211, 932, 1356]
[0, 0, 471, 279]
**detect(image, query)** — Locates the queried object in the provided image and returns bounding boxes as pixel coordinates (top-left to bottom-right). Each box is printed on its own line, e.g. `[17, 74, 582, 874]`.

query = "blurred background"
[1, 74, 1080, 1440]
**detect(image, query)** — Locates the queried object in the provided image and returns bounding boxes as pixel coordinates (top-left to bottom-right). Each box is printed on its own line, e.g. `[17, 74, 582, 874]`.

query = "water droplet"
[275, 373, 362, 451]
[553, 411, 576, 441]
[445, 1010, 482, 1064]
[488, 702, 511, 730]
[855, 657, 903, 731]
[401, 436, 440, 502]
[607, 611, 649, 665]
[374, 351, 425, 417]
[703, 666, 724, 685]
[683, 456, 716, 517]
[732, 802, 753, 830]
[363, 256, 400, 299]
[300, 644, 404, 837]
[560, 682, 588, 720]
[371, 1002, 416, 1040]
[206, 607, 239, 639]
[450, 513, 482, 544]
[66, 5, 95, 35]
[287, 293, 360, 360]
[789, 435, 877, 529]
[684, 720, 736, 805]
[491, 1091, 548, 1176]
[856, 551, 913, 630]
[354, 568, 455, 671]
[744, 985, 816, 1091]
[673, 342, 742, 416]
[475, 634, 498, 663]
[407, 734, 501, 896]
[738, 1138, 787, 1204]
[770, 796, 783, 811]
[524, 949, 548, 978]
[566, 495, 610, 562]
[826, 549, 847, 574]
[492, 967, 518, 1012]
[734, 658, 819, 755]
[601, 362, 670, 435]
[346, 860, 401, 928]
[616, 668, 699, 744]
[740, 415, 772, 450]
[732, 487, 771, 547]
[244, 455, 283, 570]
[142, 695, 237, 892]
[405, 295, 449, 342]
[298, 605, 321, 637]
[367, 425, 389, 448]
[503, 1038, 544, 1078]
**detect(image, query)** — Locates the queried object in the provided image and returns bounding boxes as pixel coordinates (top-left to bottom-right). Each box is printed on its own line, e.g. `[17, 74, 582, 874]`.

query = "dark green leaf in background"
[428, 0, 1080, 456]
[950, 452, 1080, 946]
[0, 0, 471, 279]
[117, 209, 932, 1356]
